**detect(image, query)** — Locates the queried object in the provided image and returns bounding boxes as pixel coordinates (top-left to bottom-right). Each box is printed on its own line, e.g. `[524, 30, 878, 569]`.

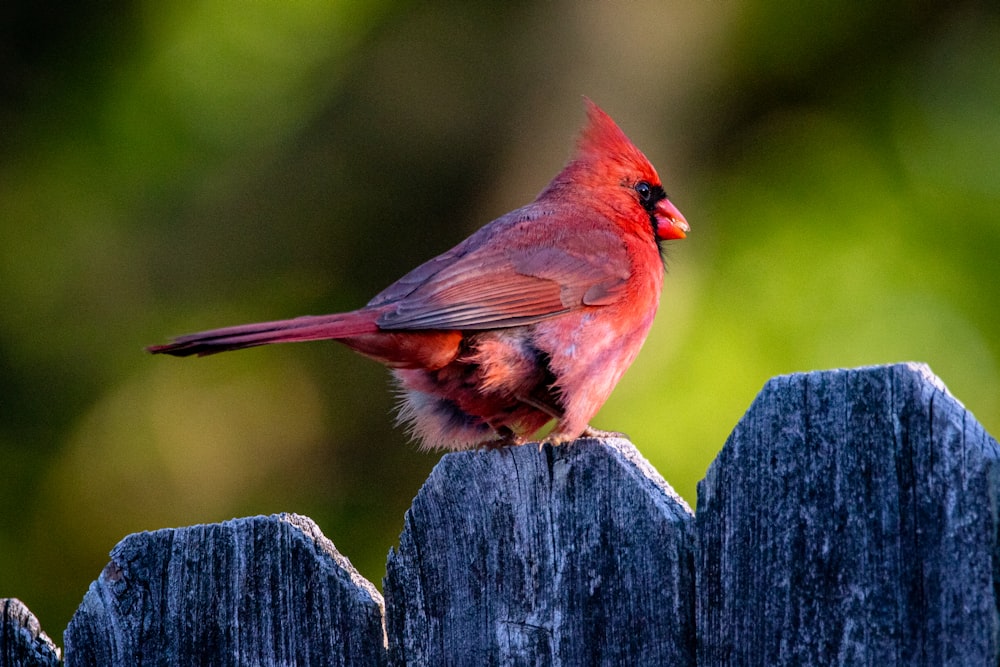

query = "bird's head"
[547, 98, 689, 244]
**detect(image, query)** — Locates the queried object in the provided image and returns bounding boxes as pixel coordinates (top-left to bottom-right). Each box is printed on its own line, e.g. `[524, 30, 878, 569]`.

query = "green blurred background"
[2, 0, 998, 637]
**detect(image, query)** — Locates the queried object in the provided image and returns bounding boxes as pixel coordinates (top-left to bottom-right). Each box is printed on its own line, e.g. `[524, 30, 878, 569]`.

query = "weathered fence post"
[697, 362, 1000, 665]
[62, 513, 387, 666]
[383, 437, 697, 665]
[4, 363, 997, 664]
[0, 599, 60, 667]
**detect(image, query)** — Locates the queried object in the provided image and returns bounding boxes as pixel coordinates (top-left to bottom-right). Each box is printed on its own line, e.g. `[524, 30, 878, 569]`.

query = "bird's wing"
[372, 208, 631, 331]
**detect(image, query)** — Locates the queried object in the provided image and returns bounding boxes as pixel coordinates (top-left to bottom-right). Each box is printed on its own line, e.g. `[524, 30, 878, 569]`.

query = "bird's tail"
[147, 310, 380, 357]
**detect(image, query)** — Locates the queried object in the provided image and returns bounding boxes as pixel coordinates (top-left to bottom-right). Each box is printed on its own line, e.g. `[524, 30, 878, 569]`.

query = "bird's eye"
[636, 181, 653, 204]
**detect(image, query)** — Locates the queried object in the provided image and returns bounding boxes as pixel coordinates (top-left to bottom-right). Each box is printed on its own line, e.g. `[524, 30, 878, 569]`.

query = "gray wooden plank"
[0, 598, 61, 667]
[64, 513, 386, 666]
[697, 363, 1000, 665]
[384, 438, 696, 666]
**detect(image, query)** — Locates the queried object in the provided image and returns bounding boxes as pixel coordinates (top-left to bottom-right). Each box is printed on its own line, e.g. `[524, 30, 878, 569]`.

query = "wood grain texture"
[12, 363, 998, 663]
[63, 513, 386, 666]
[384, 437, 696, 666]
[0, 598, 60, 667]
[696, 363, 1000, 665]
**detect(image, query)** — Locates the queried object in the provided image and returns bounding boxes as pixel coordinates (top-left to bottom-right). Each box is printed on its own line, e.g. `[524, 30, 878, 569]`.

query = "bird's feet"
[580, 426, 629, 440]
[477, 426, 630, 451]
[476, 427, 526, 450]
[537, 425, 629, 449]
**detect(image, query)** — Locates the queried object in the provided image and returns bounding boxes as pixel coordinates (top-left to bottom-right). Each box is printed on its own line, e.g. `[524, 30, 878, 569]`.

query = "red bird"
[149, 99, 688, 450]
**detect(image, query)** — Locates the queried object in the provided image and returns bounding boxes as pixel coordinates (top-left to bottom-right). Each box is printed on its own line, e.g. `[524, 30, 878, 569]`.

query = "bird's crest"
[574, 98, 656, 178]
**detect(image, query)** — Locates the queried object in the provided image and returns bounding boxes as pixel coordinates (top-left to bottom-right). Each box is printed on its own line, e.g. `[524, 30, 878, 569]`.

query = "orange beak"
[655, 198, 689, 240]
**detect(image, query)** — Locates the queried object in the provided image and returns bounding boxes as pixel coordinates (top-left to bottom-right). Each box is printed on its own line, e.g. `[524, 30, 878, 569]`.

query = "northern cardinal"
[149, 99, 688, 450]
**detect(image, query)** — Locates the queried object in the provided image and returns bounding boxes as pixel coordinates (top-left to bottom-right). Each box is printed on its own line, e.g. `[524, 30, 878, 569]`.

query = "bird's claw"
[483, 425, 630, 451]
[580, 426, 629, 440]
[477, 428, 526, 450]
[534, 425, 628, 450]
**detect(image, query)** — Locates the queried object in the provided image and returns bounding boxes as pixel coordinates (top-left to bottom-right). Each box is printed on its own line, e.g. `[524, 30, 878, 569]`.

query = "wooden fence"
[2, 362, 997, 665]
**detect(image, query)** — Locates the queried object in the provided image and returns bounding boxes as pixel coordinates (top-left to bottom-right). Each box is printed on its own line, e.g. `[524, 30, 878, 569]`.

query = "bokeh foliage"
[1, 0, 997, 635]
